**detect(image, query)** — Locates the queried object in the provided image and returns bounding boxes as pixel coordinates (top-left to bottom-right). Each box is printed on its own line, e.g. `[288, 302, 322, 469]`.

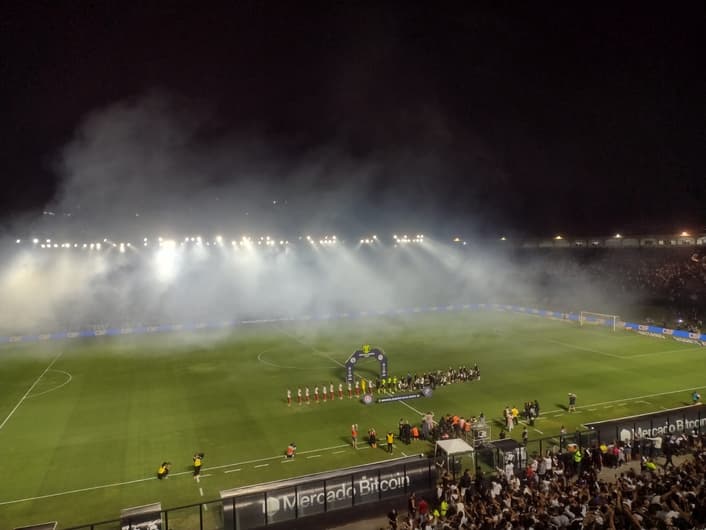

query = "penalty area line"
[0, 351, 63, 432]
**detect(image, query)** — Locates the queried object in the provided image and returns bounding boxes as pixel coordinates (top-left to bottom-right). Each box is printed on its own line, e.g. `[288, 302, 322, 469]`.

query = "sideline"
[0, 351, 63, 431]
[0, 443, 350, 506]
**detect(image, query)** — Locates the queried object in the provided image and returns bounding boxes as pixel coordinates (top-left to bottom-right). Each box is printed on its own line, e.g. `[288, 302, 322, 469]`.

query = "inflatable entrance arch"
[344, 345, 388, 384]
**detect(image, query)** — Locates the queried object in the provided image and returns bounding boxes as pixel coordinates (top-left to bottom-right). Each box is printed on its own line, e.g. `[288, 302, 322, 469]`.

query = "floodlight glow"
[372, 235, 377, 239]
[614, 233, 622, 239]
[53, 244, 58, 248]
[46, 239, 51, 243]
[74, 243, 78, 248]
[96, 243, 101, 250]
[554, 235, 563, 240]
[40, 244, 46, 248]
[681, 231, 690, 237]
[32, 238, 39, 244]
[216, 235, 223, 242]
[500, 236, 507, 241]
[16, 239, 20, 244]
[454, 236, 463, 242]
[83, 243, 87, 248]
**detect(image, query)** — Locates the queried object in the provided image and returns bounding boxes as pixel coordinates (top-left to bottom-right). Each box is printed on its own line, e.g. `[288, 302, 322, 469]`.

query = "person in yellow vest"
[386, 431, 394, 453]
[157, 462, 171, 479]
[361, 378, 367, 394]
[193, 452, 204, 478]
[439, 499, 449, 518]
[573, 448, 582, 476]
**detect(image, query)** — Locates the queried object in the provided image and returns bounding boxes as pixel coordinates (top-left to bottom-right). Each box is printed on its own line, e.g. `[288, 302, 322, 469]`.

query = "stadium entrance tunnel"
[344, 346, 388, 384]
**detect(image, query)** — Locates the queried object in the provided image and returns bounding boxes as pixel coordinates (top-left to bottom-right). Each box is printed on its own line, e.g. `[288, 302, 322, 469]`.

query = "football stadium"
[1, 233, 706, 529]
[3, 4, 705, 529]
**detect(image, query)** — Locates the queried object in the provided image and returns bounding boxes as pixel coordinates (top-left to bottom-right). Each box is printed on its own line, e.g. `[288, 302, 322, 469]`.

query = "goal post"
[579, 311, 619, 332]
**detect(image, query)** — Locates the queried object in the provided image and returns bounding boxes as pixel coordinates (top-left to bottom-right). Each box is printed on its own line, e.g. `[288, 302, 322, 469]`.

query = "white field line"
[199, 487, 203, 496]
[547, 339, 701, 360]
[253, 464, 269, 468]
[545, 339, 623, 359]
[224, 468, 241, 473]
[306, 455, 321, 459]
[541, 385, 706, 415]
[26, 370, 73, 399]
[332, 450, 346, 454]
[0, 351, 63, 431]
[256, 348, 304, 370]
[0, 443, 350, 506]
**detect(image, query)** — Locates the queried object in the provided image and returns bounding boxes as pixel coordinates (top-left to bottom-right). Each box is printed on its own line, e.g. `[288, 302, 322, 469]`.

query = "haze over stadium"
[1, 5, 704, 337]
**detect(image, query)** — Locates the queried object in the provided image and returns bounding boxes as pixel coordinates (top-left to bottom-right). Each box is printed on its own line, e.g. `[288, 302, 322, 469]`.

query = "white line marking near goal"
[254, 464, 269, 468]
[27, 370, 73, 399]
[224, 468, 241, 473]
[306, 455, 321, 459]
[545, 339, 623, 359]
[0, 351, 63, 432]
[199, 488, 203, 496]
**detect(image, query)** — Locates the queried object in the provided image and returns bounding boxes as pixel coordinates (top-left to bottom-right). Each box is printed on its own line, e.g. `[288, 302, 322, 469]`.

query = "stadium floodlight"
[40, 244, 45, 248]
[46, 239, 51, 243]
[16, 239, 20, 244]
[681, 231, 690, 237]
[614, 233, 622, 239]
[96, 243, 101, 250]
[372, 235, 377, 240]
[554, 235, 563, 240]
[453, 237, 461, 242]
[53, 244, 58, 248]
[500, 236, 507, 241]
[74, 243, 78, 248]
[32, 238, 39, 244]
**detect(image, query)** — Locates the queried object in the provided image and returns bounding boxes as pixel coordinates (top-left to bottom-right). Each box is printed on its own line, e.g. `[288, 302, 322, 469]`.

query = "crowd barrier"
[1, 303, 704, 346]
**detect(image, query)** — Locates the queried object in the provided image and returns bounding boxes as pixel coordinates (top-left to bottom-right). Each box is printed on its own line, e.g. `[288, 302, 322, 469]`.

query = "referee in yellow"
[386, 432, 394, 453]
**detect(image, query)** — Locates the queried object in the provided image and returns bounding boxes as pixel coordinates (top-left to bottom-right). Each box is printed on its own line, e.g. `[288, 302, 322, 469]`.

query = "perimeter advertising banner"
[222, 457, 434, 529]
[584, 405, 706, 443]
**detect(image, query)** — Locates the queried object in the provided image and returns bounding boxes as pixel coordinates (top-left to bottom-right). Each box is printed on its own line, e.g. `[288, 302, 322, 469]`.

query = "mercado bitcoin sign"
[221, 456, 435, 529]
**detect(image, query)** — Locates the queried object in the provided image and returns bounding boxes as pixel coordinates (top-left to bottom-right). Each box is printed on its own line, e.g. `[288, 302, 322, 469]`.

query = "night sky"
[2, 2, 704, 238]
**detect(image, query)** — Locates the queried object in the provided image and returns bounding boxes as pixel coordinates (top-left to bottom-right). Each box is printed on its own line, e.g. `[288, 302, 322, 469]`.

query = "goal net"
[579, 311, 619, 332]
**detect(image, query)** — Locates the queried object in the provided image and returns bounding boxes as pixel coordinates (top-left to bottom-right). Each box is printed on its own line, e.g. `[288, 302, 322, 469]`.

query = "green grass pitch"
[1, 310, 705, 528]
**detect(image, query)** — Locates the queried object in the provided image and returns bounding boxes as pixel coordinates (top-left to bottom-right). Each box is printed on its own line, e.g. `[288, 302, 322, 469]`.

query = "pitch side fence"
[56, 456, 435, 530]
[2, 303, 704, 347]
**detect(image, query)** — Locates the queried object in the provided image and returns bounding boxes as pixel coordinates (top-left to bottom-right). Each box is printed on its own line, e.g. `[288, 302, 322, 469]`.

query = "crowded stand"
[511, 247, 706, 332]
[383, 432, 706, 530]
